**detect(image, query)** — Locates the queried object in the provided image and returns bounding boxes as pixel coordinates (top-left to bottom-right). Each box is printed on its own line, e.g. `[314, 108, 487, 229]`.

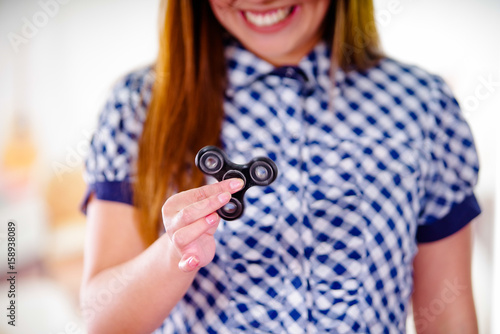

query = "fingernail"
[218, 192, 230, 203]
[188, 256, 199, 268]
[206, 213, 218, 225]
[230, 179, 244, 190]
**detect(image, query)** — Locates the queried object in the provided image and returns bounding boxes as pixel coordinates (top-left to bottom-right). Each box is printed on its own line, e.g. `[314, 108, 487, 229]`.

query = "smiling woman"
[80, 0, 481, 333]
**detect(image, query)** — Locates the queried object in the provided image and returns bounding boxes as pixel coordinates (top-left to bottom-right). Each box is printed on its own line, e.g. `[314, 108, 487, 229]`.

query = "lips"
[243, 6, 294, 27]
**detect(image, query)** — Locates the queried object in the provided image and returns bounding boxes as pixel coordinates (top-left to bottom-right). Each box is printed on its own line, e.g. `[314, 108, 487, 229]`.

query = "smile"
[243, 6, 295, 27]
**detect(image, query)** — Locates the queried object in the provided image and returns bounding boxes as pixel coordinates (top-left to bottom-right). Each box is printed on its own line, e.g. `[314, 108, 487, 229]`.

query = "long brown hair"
[135, 0, 382, 245]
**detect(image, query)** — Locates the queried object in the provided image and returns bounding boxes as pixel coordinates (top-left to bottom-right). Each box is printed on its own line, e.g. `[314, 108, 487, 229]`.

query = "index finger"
[165, 178, 244, 212]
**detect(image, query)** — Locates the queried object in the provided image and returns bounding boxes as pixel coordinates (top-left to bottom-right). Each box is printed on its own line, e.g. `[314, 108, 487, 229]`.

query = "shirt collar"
[224, 35, 333, 92]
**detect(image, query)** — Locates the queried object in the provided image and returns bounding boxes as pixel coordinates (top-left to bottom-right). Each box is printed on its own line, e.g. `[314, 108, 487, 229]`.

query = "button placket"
[273, 72, 319, 326]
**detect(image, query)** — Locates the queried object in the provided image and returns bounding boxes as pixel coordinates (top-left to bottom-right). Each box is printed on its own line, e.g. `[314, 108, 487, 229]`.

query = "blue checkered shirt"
[83, 38, 480, 333]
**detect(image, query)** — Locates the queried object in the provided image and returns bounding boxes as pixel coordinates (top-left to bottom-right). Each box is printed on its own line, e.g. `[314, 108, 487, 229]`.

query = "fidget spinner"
[195, 146, 278, 220]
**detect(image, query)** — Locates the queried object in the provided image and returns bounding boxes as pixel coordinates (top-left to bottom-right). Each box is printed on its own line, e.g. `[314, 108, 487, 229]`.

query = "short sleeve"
[416, 75, 481, 242]
[81, 67, 154, 213]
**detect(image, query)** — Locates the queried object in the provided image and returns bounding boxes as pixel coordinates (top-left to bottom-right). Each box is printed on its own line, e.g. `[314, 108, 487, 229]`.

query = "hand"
[162, 178, 245, 272]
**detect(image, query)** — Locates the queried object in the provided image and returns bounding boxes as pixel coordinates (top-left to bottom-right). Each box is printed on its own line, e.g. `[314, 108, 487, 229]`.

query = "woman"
[80, 0, 480, 333]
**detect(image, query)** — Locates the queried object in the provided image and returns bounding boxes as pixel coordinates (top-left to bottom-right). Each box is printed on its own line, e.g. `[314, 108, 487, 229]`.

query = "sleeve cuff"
[416, 194, 481, 243]
[80, 181, 134, 214]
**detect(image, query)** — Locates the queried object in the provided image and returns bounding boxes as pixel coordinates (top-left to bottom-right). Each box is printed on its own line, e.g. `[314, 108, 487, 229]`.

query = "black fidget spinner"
[195, 146, 278, 220]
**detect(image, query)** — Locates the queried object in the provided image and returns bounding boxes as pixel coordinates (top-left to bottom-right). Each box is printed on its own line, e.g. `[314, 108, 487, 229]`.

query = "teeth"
[244, 7, 292, 27]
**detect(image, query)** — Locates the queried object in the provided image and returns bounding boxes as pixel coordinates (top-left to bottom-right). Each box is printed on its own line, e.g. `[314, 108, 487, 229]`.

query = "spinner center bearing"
[195, 146, 278, 220]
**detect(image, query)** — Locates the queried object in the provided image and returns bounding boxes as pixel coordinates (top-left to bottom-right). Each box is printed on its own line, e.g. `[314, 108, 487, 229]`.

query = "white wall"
[0, 0, 159, 174]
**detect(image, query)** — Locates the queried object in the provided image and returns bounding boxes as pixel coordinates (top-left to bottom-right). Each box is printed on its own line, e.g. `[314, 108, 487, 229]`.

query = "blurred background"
[0, 0, 498, 333]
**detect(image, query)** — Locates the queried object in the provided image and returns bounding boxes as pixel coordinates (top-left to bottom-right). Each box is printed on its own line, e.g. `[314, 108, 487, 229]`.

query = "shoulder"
[367, 57, 455, 107]
[99, 65, 155, 126]
[345, 57, 463, 129]
[84, 65, 155, 184]
[372, 58, 443, 86]
[95, 65, 155, 150]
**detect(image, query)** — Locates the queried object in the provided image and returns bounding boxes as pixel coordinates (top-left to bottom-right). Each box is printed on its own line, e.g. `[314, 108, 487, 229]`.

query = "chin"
[245, 41, 297, 63]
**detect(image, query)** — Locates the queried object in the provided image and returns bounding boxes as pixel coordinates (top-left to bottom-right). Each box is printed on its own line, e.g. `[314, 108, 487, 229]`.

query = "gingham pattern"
[84, 38, 479, 333]
[84, 67, 154, 185]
